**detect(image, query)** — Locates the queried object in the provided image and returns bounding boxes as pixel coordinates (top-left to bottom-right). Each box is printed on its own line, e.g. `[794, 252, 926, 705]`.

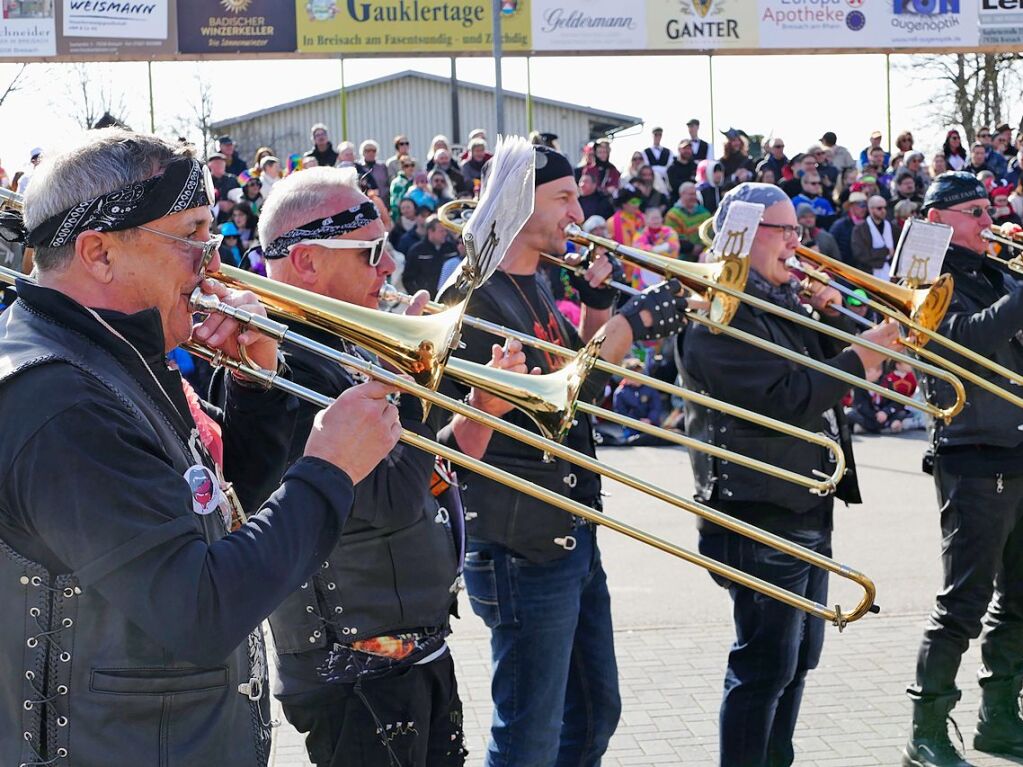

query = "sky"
[0, 53, 973, 178]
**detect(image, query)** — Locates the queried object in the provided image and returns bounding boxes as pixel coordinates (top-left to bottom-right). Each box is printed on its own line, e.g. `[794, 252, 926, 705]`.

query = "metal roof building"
[211, 70, 641, 164]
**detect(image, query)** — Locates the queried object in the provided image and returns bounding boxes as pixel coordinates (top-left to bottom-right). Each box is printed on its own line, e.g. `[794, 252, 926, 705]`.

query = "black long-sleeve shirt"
[0, 283, 354, 666]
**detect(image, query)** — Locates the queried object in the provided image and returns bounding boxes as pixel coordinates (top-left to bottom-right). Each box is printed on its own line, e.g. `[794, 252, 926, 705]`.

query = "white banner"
[63, 0, 168, 40]
[757, 0, 872, 49]
[0, 1, 56, 57]
[877, 0, 978, 49]
[531, 0, 646, 51]
[979, 0, 1023, 46]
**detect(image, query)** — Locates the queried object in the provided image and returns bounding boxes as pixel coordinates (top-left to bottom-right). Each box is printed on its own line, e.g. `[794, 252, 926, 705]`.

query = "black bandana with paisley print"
[263, 201, 380, 260]
[17, 158, 214, 248]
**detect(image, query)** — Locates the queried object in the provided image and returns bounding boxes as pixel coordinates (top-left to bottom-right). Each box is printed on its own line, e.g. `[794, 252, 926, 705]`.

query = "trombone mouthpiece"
[564, 223, 583, 237]
[378, 283, 409, 307]
[189, 287, 220, 313]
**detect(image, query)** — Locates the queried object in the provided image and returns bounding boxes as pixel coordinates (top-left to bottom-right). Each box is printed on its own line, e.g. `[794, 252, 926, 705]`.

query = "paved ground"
[269, 432, 1023, 766]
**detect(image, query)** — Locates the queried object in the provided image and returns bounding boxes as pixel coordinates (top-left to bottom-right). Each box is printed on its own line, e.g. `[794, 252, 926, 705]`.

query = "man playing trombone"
[904, 171, 1023, 767]
[443, 146, 689, 767]
[677, 182, 902, 767]
[252, 166, 528, 767]
[0, 130, 402, 766]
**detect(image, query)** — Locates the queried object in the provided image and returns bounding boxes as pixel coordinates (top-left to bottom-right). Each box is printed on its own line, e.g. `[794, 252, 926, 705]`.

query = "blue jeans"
[463, 524, 621, 767]
[699, 526, 831, 767]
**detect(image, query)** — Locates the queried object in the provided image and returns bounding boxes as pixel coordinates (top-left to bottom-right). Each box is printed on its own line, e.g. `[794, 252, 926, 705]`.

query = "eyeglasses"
[138, 225, 223, 275]
[805, 181, 821, 187]
[398, 141, 410, 146]
[296, 236, 387, 267]
[979, 133, 991, 139]
[947, 205, 995, 219]
[759, 222, 804, 240]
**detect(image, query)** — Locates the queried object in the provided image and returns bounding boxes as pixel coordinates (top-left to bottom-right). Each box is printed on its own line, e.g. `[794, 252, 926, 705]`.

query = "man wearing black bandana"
[443, 146, 689, 766]
[252, 166, 528, 767]
[0, 130, 402, 767]
[678, 183, 902, 767]
[903, 172, 1023, 767]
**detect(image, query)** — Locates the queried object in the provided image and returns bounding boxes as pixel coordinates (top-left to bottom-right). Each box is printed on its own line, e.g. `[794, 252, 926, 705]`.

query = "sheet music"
[891, 219, 952, 285]
[710, 201, 764, 260]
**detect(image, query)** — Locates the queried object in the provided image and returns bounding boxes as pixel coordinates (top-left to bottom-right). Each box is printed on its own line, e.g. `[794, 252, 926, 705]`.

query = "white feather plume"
[460, 135, 536, 287]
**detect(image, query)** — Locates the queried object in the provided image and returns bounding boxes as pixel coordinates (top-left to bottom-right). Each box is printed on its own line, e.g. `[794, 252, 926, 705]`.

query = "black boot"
[903, 694, 974, 767]
[974, 678, 1023, 757]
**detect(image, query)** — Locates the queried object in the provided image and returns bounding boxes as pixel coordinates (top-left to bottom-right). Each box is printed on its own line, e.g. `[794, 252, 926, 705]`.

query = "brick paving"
[268, 435, 1023, 766]
[269, 611, 1021, 767]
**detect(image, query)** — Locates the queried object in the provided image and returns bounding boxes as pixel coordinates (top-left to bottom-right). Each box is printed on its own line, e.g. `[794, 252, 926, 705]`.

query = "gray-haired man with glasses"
[255, 165, 528, 767]
[0, 129, 403, 766]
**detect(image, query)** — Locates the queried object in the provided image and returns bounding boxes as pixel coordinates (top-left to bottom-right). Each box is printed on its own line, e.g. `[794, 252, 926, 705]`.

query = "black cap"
[820, 131, 837, 144]
[216, 135, 234, 144]
[534, 146, 574, 187]
[922, 171, 988, 212]
[686, 118, 700, 126]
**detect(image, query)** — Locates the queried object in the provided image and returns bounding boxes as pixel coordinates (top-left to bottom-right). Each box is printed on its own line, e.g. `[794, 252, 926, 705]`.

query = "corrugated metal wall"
[215, 76, 609, 166]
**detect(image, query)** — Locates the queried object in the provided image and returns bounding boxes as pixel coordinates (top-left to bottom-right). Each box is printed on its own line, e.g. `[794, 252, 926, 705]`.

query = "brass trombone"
[431, 205, 850, 496]
[557, 215, 966, 422]
[982, 224, 1023, 274]
[788, 245, 1023, 412]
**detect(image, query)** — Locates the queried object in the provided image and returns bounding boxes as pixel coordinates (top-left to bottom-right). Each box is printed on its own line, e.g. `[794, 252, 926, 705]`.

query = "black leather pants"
[911, 460, 1023, 700]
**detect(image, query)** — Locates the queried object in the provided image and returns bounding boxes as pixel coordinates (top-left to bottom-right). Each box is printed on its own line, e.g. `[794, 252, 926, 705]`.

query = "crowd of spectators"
[6, 117, 1021, 438]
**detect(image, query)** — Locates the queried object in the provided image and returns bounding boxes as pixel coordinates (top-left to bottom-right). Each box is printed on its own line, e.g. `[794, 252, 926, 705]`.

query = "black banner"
[176, 0, 295, 54]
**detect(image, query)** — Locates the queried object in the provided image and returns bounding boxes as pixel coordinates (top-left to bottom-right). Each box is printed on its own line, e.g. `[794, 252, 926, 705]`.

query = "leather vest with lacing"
[0, 299, 271, 767]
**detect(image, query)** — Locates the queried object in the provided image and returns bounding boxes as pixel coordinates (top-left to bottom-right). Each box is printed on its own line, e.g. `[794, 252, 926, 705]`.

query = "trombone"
[787, 245, 1023, 412]
[982, 224, 1023, 275]
[554, 213, 966, 423]
[431, 205, 848, 496]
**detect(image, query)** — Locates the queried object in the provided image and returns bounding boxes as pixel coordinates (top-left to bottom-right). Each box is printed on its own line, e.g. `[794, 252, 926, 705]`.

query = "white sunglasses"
[294, 237, 387, 266]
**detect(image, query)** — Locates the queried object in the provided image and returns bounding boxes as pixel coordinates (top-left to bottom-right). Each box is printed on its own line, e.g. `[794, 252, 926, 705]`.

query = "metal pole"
[339, 57, 349, 142]
[708, 54, 716, 142]
[450, 57, 461, 144]
[147, 61, 155, 133]
[526, 56, 533, 134]
[885, 53, 892, 153]
[492, 0, 505, 135]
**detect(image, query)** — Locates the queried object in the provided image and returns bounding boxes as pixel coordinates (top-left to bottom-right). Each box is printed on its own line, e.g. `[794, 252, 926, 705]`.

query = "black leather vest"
[266, 337, 460, 656]
[679, 293, 860, 514]
[0, 299, 271, 767]
[446, 273, 612, 564]
[925, 247, 1023, 451]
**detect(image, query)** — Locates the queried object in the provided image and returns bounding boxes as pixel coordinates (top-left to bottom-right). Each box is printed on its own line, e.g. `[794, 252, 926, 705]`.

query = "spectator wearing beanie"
[991, 184, 1022, 227]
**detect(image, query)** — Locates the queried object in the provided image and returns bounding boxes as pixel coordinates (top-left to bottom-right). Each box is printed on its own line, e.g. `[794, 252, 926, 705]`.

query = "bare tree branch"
[903, 53, 1023, 142]
[64, 63, 131, 130]
[0, 64, 29, 110]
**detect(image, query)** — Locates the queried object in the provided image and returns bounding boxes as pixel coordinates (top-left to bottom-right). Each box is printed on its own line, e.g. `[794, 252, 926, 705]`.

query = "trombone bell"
[216, 264, 466, 393]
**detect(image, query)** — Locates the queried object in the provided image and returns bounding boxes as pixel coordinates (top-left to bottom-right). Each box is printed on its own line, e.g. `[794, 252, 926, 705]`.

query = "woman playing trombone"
[677, 183, 903, 767]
